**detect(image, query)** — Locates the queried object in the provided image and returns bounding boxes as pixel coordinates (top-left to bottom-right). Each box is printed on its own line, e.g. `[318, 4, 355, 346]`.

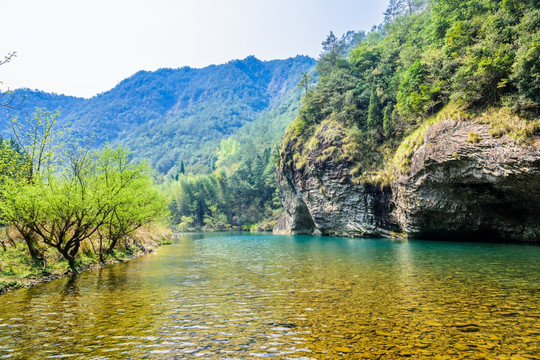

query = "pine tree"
[180, 160, 185, 174]
[367, 88, 383, 131]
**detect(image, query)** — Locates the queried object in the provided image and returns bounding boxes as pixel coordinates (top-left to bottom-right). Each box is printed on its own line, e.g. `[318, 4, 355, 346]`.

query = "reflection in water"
[0, 233, 538, 359]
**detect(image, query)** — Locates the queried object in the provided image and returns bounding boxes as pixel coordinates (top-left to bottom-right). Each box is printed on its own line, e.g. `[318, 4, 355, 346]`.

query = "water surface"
[0, 233, 538, 359]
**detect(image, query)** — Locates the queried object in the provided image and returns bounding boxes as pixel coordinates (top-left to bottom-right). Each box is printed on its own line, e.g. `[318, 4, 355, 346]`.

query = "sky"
[0, 0, 389, 98]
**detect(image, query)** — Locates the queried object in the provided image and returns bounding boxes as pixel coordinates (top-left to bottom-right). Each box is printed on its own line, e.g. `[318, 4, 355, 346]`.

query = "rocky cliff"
[274, 119, 540, 242]
[274, 120, 399, 238]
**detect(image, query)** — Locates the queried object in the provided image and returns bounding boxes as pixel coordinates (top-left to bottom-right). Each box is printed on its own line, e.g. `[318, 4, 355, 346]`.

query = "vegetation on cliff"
[282, 0, 540, 184]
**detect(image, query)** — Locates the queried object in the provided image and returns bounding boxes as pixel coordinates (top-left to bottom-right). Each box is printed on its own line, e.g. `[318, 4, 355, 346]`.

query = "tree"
[93, 147, 168, 262]
[179, 160, 185, 174]
[0, 109, 64, 263]
[203, 204, 228, 231]
[297, 71, 313, 94]
[0, 109, 62, 263]
[0, 52, 24, 110]
[10, 108, 63, 179]
[512, 35, 540, 106]
[383, 105, 395, 137]
[384, 0, 427, 19]
[321, 31, 338, 54]
[0, 145, 167, 270]
[384, 0, 405, 23]
[318, 32, 346, 77]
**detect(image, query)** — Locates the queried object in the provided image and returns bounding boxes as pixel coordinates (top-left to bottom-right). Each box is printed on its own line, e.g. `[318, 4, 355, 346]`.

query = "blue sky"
[0, 0, 389, 98]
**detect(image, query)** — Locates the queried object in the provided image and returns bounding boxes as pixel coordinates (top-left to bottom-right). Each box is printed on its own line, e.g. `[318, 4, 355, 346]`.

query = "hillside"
[1, 55, 315, 174]
[275, 0, 540, 241]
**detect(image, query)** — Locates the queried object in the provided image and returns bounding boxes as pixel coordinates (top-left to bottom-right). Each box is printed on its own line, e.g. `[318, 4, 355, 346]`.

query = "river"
[0, 233, 538, 359]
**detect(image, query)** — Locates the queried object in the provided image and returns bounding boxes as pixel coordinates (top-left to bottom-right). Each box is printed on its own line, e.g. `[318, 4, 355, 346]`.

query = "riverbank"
[0, 225, 173, 295]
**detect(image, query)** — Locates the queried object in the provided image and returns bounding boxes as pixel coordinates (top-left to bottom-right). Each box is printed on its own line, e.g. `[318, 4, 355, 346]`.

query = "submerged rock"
[274, 119, 540, 242]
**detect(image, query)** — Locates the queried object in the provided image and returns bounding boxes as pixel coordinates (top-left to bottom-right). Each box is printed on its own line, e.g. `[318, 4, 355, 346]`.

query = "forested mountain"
[275, 0, 540, 241]
[0, 55, 315, 174]
[0, 55, 316, 231]
[165, 83, 312, 231]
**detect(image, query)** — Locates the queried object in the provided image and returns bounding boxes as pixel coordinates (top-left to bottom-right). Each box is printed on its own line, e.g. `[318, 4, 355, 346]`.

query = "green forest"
[168, 0, 540, 231]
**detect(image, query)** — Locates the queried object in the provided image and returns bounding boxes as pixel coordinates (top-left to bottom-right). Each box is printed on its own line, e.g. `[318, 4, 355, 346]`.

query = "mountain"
[274, 0, 540, 242]
[1, 55, 315, 174]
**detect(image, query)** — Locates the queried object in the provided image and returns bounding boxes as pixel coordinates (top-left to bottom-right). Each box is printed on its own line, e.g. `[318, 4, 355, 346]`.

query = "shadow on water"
[62, 273, 81, 298]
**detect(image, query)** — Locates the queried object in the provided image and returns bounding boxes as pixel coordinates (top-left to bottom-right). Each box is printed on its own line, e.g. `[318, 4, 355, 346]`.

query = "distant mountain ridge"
[1, 55, 315, 174]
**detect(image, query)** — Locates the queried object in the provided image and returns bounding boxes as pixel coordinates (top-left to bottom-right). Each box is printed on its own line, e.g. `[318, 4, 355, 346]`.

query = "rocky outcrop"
[273, 168, 319, 235]
[273, 122, 399, 237]
[274, 119, 540, 242]
[273, 162, 398, 237]
[393, 120, 540, 242]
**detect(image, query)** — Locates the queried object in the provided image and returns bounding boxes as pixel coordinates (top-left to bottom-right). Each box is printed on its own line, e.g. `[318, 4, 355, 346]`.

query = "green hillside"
[1, 56, 315, 174]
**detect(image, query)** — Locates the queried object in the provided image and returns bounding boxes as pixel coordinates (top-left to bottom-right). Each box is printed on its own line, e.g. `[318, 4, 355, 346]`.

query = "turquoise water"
[0, 233, 538, 359]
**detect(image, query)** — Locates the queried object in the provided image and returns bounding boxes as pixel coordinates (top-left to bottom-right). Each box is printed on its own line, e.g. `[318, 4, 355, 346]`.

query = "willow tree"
[92, 147, 168, 262]
[0, 108, 63, 263]
[0, 107, 167, 270]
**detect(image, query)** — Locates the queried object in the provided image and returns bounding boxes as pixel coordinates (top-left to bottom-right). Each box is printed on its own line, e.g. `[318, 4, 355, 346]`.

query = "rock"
[274, 120, 399, 237]
[454, 343, 470, 351]
[274, 119, 540, 243]
[399, 350, 414, 357]
[459, 326, 481, 332]
[335, 346, 354, 353]
[272, 169, 319, 235]
[393, 120, 540, 242]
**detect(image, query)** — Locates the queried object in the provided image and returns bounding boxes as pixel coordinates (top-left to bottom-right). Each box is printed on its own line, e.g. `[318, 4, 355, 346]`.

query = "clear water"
[0, 233, 538, 359]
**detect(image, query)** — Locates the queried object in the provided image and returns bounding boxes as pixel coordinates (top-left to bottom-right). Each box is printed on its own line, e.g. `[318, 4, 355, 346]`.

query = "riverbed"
[0, 233, 538, 359]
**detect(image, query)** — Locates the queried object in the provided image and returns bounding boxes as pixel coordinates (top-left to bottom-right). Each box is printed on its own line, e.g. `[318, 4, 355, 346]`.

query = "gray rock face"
[274, 120, 540, 242]
[273, 136, 398, 237]
[273, 168, 318, 235]
[393, 120, 540, 242]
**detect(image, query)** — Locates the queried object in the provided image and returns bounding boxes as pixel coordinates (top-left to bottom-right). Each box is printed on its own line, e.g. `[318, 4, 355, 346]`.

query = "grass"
[365, 104, 539, 185]
[477, 107, 540, 143]
[391, 115, 440, 176]
[0, 239, 67, 293]
[467, 132, 482, 143]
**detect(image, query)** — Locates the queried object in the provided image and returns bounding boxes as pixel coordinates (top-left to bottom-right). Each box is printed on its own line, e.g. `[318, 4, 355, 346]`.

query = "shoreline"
[0, 245, 160, 296]
[0, 243, 162, 296]
[0, 232, 173, 295]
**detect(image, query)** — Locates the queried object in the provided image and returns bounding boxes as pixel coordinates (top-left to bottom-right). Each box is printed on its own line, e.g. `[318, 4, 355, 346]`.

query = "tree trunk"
[59, 245, 78, 273]
[20, 230, 44, 265]
[106, 236, 119, 254]
[68, 258, 78, 273]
